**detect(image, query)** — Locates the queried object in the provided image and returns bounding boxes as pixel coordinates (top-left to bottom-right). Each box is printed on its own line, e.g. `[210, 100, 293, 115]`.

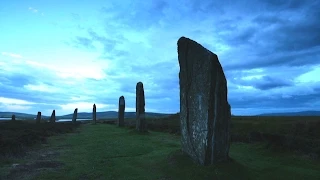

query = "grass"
[1, 116, 320, 179]
[0, 120, 81, 162]
[142, 115, 320, 156]
[1, 122, 319, 179]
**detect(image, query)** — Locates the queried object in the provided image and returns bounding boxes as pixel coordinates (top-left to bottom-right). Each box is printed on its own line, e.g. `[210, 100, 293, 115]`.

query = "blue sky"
[0, 0, 319, 116]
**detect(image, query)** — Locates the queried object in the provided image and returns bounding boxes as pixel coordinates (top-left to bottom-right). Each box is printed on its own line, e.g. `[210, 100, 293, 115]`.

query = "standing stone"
[72, 108, 78, 124]
[50, 110, 56, 123]
[136, 82, 147, 132]
[36, 112, 41, 124]
[11, 114, 16, 121]
[118, 96, 125, 127]
[177, 36, 231, 165]
[93, 104, 96, 124]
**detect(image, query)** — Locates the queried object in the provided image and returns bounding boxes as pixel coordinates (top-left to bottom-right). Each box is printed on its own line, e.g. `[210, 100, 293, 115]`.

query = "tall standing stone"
[36, 112, 41, 124]
[177, 36, 231, 165]
[72, 108, 78, 124]
[11, 114, 16, 121]
[136, 82, 147, 132]
[118, 96, 125, 127]
[50, 110, 56, 123]
[93, 104, 96, 124]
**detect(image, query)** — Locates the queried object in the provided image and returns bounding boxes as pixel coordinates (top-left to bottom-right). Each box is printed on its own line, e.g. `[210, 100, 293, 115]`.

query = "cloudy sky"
[1, 0, 319, 116]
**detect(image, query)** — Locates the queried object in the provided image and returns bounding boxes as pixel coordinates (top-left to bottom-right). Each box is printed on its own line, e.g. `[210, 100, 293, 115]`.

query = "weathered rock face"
[136, 82, 147, 132]
[11, 114, 15, 121]
[93, 104, 97, 124]
[36, 112, 41, 124]
[118, 96, 125, 127]
[177, 36, 231, 165]
[72, 108, 78, 124]
[50, 110, 56, 123]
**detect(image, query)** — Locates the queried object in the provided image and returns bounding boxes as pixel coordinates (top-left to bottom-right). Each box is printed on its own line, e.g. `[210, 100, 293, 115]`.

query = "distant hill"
[0, 111, 172, 120]
[258, 110, 320, 116]
[0, 112, 46, 119]
[57, 111, 172, 119]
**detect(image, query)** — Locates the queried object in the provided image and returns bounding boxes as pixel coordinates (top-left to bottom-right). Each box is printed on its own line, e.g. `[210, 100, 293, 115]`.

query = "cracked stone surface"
[72, 108, 78, 123]
[118, 96, 125, 127]
[136, 82, 147, 132]
[50, 110, 56, 123]
[177, 36, 231, 165]
[36, 112, 41, 124]
[93, 104, 97, 124]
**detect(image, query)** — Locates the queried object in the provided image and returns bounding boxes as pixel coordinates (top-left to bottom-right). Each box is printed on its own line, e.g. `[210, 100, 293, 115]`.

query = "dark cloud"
[225, 66, 313, 95]
[224, 26, 258, 46]
[0, 74, 82, 105]
[227, 65, 310, 81]
[254, 3, 320, 53]
[262, 0, 313, 11]
[73, 37, 95, 49]
[0, 73, 33, 88]
[0, 85, 72, 105]
[72, 29, 129, 57]
[214, 0, 320, 71]
[229, 75, 293, 91]
[184, 0, 225, 16]
[252, 14, 286, 26]
[253, 76, 293, 90]
[87, 29, 118, 51]
[225, 47, 320, 70]
[0, 71, 77, 105]
[273, 23, 320, 52]
[230, 90, 320, 110]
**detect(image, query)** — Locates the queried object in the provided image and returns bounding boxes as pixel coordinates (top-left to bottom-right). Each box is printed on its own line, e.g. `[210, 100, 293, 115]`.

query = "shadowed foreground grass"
[0, 120, 80, 157]
[2, 123, 319, 180]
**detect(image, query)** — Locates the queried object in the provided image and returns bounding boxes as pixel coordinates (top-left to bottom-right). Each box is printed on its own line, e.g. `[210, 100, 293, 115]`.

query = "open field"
[0, 116, 320, 179]
[139, 115, 320, 156]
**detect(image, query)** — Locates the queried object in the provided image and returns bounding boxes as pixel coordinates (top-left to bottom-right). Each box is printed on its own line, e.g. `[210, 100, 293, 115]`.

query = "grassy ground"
[0, 120, 81, 158]
[1, 122, 320, 180]
[140, 115, 320, 156]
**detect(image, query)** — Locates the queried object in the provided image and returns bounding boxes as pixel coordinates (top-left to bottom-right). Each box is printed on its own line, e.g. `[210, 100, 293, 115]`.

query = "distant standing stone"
[177, 36, 231, 165]
[50, 110, 56, 123]
[11, 114, 16, 121]
[118, 96, 125, 127]
[72, 108, 78, 124]
[93, 104, 97, 124]
[36, 112, 41, 124]
[136, 82, 147, 132]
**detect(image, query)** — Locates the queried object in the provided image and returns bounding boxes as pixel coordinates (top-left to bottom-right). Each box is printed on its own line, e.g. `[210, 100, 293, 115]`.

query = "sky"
[0, 0, 320, 116]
